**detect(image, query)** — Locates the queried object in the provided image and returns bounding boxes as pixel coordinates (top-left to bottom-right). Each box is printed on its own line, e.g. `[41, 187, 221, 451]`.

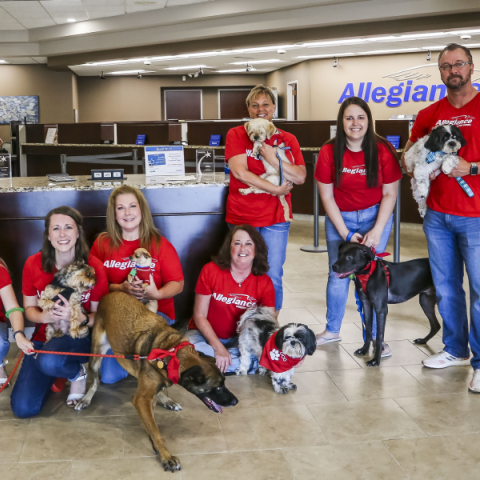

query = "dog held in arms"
[240, 118, 293, 222]
[75, 292, 238, 472]
[404, 124, 466, 217]
[128, 247, 158, 313]
[333, 243, 440, 366]
[236, 306, 317, 393]
[38, 260, 96, 341]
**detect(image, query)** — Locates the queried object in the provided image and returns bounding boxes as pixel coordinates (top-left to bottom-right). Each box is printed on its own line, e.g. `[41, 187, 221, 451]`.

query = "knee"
[100, 359, 128, 384]
[10, 390, 40, 419]
[37, 353, 63, 377]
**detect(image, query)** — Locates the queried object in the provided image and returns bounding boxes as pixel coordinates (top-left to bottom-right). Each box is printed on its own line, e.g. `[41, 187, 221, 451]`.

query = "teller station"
[0, 119, 419, 324]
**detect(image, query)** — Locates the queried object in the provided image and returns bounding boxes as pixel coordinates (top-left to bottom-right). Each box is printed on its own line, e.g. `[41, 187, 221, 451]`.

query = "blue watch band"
[346, 231, 354, 242]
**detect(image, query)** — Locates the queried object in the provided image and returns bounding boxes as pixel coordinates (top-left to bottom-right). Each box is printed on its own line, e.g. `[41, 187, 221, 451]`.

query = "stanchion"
[393, 178, 401, 263]
[301, 153, 328, 253]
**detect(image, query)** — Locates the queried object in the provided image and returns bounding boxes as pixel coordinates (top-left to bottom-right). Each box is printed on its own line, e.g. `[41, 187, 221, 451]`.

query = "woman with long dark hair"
[315, 97, 402, 354]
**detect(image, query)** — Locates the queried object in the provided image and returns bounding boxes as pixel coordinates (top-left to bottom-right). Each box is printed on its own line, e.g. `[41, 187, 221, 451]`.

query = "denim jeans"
[0, 322, 10, 364]
[325, 204, 394, 336]
[10, 335, 91, 418]
[100, 311, 172, 384]
[229, 222, 291, 311]
[423, 208, 480, 368]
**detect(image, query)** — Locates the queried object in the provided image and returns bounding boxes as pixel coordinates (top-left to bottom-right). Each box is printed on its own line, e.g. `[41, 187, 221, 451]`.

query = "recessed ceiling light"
[164, 65, 211, 70]
[0, 60, 7, 63]
[134, 1, 157, 5]
[217, 68, 257, 73]
[67, 19, 76, 23]
[295, 53, 355, 59]
[230, 59, 282, 65]
[108, 70, 155, 75]
[358, 48, 421, 54]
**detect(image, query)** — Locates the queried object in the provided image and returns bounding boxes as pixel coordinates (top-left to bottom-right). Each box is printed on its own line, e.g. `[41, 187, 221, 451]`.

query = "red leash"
[0, 352, 24, 394]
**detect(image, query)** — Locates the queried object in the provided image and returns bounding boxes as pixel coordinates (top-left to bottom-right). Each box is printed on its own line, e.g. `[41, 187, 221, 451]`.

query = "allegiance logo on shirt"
[212, 293, 257, 309]
[103, 257, 157, 271]
[342, 164, 366, 175]
[435, 115, 475, 128]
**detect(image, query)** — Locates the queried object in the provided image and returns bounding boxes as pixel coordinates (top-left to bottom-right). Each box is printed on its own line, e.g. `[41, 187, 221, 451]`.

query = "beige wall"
[267, 49, 480, 121]
[0, 65, 75, 141]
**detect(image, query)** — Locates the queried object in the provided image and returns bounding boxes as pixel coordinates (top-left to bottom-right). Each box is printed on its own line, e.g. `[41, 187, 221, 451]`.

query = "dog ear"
[424, 127, 444, 152]
[300, 325, 317, 356]
[451, 125, 467, 148]
[274, 326, 286, 351]
[244, 122, 251, 135]
[361, 246, 375, 261]
[179, 365, 206, 389]
[197, 351, 217, 364]
[265, 122, 276, 139]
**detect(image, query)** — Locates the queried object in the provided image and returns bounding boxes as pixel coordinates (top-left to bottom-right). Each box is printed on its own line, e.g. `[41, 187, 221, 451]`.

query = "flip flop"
[66, 365, 87, 407]
[316, 334, 342, 346]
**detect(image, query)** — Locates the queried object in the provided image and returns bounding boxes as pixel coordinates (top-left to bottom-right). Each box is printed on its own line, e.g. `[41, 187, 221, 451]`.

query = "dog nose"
[231, 397, 239, 406]
[448, 141, 456, 147]
[254, 135, 259, 140]
[332, 264, 339, 272]
[290, 340, 296, 346]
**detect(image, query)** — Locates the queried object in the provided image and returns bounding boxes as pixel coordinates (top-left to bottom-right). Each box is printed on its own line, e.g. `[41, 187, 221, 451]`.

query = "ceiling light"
[108, 70, 155, 75]
[230, 59, 282, 65]
[304, 38, 366, 48]
[216, 68, 257, 73]
[137, 72, 142, 79]
[333, 57, 338, 68]
[461, 35, 472, 40]
[277, 49, 286, 54]
[0, 60, 7, 63]
[357, 48, 421, 55]
[246, 63, 254, 72]
[426, 50, 431, 61]
[100, 71, 105, 79]
[67, 19, 76, 23]
[295, 53, 355, 59]
[182, 76, 186, 81]
[164, 65, 210, 70]
[447, 29, 480, 35]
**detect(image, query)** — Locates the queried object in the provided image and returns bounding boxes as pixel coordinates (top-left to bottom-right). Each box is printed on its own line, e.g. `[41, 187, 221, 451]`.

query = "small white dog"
[236, 307, 316, 394]
[404, 124, 466, 217]
[240, 118, 293, 222]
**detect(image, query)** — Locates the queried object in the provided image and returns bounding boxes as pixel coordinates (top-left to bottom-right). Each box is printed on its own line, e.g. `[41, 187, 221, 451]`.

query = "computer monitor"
[10, 120, 23, 138]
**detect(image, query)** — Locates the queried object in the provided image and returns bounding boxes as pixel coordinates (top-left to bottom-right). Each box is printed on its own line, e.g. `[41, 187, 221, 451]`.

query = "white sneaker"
[423, 350, 470, 369]
[469, 370, 480, 394]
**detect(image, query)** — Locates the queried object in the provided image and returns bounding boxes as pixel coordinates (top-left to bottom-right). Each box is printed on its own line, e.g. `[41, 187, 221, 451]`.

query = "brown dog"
[75, 292, 238, 472]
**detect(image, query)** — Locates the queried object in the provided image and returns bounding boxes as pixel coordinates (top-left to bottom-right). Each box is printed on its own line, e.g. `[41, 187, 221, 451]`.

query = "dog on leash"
[74, 292, 238, 473]
[333, 243, 440, 367]
[404, 124, 466, 217]
[236, 306, 317, 393]
[240, 118, 293, 222]
[38, 260, 96, 341]
[128, 247, 158, 313]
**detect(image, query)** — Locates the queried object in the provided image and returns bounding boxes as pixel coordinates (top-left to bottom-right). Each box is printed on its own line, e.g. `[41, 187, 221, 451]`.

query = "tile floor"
[2, 219, 478, 480]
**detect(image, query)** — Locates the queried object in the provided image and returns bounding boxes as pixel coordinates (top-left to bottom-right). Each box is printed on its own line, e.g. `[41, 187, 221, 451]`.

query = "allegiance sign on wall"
[338, 64, 480, 107]
[0, 96, 39, 124]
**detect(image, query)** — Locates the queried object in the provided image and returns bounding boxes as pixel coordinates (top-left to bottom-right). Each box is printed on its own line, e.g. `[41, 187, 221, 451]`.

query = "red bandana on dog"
[259, 332, 305, 373]
[356, 249, 391, 294]
[146, 341, 191, 384]
[130, 265, 152, 284]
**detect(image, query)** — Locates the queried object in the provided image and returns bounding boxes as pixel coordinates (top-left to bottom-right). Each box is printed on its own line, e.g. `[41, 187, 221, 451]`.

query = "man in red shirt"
[402, 43, 480, 392]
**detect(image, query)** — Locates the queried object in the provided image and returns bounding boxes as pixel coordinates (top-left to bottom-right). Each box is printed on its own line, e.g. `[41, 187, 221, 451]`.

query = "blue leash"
[276, 145, 291, 185]
[355, 288, 367, 342]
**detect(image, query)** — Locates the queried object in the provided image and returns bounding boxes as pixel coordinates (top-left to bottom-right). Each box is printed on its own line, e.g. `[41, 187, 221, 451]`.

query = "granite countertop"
[0, 173, 228, 193]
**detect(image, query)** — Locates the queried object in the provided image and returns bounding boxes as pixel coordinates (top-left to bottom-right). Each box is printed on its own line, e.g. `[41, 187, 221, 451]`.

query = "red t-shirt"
[314, 143, 402, 212]
[90, 235, 184, 320]
[410, 94, 480, 217]
[225, 125, 305, 227]
[22, 253, 109, 342]
[188, 261, 275, 340]
[0, 265, 12, 323]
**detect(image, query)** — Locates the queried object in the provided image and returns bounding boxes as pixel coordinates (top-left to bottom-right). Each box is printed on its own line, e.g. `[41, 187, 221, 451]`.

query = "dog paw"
[413, 338, 427, 345]
[161, 455, 181, 472]
[366, 359, 380, 367]
[162, 400, 182, 411]
[235, 368, 248, 376]
[289, 383, 297, 391]
[74, 397, 91, 411]
[354, 348, 369, 357]
[258, 366, 269, 376]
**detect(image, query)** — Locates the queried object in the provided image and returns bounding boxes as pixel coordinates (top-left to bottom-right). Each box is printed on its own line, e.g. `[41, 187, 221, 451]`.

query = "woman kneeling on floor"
[11, 206, 109, 416]
[186, 224, 275, 373]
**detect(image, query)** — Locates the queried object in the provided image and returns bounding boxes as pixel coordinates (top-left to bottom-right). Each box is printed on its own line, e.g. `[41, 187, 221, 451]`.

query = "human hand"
[347, 232, 364, 243]
[362, 228, 382, 249]
[121, 279, 145, 300]
[448, 157, 470, 177]
[274, 180, 293, 196]
[259, 141, 278, 166]
[51, 294, 72, 321]
[142, 274, 160, 301]
[213, 344, 232, 373]
[16, 333, 35, 355]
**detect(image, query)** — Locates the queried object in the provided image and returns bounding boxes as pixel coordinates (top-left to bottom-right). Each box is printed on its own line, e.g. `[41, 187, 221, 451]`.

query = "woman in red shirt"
[226, 85, 306, 314]
[90, 185, 184, 383]
[315, 97, 401, 353]
[0, 258, 34, 387]
[186, 224, 275, 373]
[10, 206, 109, 417]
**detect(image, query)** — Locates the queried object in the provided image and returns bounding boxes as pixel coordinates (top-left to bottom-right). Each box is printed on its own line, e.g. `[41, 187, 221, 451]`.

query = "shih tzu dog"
[404, 124, 467, 217]
[236, 306, 317, 394]
[128, 247, 158, 313]
[240, 118, 293, 222]
[38, 260, 96, 341]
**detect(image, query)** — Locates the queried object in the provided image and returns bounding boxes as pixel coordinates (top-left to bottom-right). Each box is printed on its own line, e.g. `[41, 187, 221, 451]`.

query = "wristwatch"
[470, 162, 478, 176]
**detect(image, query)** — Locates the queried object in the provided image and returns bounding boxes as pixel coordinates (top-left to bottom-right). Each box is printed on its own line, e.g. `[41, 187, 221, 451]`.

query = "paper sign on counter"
[145, 146, 185, 176]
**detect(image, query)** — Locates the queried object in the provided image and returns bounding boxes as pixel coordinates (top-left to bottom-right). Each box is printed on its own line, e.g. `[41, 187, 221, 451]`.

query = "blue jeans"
[10, 335, 91, 418]
[325, 204, 394, 336]
[100, 311, 172, 384]
[423, 208, 480, 368]
[229, 222, 291, 311]
[0, 322, 10, 364]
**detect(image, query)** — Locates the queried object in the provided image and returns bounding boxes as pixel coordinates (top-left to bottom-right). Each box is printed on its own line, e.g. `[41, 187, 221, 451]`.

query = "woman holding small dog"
[315, 97, 401, 353]
[10, 206, 109, 416]
[90, 185, 184, 383]
[226, 84, 306, 314]
[186, 224, 275, 373]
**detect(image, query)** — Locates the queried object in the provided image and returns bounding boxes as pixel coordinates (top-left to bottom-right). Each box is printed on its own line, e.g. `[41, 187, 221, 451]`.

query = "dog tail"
[279, 196, 292, 223]
[237, 306, 277, 333]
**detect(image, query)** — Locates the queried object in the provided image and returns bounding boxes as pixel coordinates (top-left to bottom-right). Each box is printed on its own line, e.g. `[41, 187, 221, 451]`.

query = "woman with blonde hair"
[90, 185, 184, 383]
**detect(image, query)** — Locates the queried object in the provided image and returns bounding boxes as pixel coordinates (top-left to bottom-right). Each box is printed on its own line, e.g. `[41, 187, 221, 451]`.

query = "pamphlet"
[144, 146, 185, 176]
[46, 173, 77, 183]
[386, 135, 401, 149]
[330, 125, 337, 139]
[136, 134, 146, 145]
[45, 128, 58, 144]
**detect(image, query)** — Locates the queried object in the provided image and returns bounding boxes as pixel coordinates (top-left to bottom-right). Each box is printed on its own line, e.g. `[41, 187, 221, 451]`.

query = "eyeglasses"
[439, 61, 472, 72]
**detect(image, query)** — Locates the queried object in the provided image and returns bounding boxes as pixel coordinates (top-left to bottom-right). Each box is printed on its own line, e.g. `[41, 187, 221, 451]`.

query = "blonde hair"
[246, 84, 276, 108]
[98, 185, 161, 252]
[0, 258, 9, 274]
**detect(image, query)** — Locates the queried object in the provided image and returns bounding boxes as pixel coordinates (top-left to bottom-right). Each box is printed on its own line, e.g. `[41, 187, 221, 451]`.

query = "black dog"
[333, 243, 440, 366]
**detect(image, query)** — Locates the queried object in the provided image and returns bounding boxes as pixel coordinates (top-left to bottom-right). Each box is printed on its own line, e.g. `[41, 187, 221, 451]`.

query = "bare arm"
[144, 278, 184, 301]
[401, 139, 414, 177]
[260, 143, 307, 184]
[24, 294, 55, 324]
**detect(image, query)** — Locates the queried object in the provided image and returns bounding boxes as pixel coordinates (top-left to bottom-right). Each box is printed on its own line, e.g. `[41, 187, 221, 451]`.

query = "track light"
[333, 56, 338, 67]
[137, 72, 142, 79]
[246, 63, 254, 72]
[182, 75, 186, 81]
[188, 67, 203, 78]
[426, 50, 431, 61]
[100, 71, 105, 79]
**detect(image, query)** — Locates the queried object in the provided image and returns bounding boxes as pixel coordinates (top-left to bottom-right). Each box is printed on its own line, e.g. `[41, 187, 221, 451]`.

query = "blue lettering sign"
[371, 86, 386, 103]
[386, 83, 403, 107]
[338, 83, 356, 103]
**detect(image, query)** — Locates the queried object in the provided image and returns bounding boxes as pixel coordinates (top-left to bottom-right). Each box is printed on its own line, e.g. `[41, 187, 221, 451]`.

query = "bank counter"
[0, 173, 229, 324]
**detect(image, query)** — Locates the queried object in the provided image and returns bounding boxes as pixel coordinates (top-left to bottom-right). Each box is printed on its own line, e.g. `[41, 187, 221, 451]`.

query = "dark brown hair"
[42, 206, 89, 273]
[325, 96, 396, 188]
[212, 224, 269, 276]
[438, 43, 473, 64]
[97, 185, 161, 253]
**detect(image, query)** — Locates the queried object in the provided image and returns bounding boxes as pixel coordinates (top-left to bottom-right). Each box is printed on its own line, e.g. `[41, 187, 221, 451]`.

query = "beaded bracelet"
[5, 307, 24, 318]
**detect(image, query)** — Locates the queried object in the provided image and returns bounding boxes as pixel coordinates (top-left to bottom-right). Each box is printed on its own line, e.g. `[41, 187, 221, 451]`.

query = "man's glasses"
[439, 61, 472, 72]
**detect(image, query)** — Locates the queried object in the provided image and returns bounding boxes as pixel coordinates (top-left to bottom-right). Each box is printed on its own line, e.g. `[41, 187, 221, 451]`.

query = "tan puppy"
[241, 118, 293, 222]
[128, 247, 158, 313]
[38, 261, 96, 341]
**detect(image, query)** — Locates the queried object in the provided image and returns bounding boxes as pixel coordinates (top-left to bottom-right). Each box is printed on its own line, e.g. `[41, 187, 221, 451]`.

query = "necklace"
[230, 270, 250, 287]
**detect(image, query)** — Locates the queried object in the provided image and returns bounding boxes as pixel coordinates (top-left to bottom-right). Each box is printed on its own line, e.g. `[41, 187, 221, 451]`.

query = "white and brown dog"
[404, 124, 466, 217]
[236, 307, 316, 394]
[128, 247, 158, 313]
[38, 260, 96, 341]
[240, 118, 293, 222]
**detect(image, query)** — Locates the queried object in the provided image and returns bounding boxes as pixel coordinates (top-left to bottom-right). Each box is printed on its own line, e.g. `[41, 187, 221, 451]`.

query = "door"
[287, 82, 298, 121]
[218, 89, 251, 119]
[164, 90, 202, 120]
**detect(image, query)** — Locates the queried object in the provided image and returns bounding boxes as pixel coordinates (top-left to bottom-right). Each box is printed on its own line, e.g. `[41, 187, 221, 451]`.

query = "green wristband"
[5, 307, 25, 318]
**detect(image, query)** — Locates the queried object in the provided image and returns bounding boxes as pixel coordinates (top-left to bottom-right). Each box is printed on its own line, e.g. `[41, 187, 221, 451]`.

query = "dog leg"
[271, 371, 292, 394]
[354, 291, 373, 357]
[367, 307, 387, 367]
[145, 300, 158, 313]
[155, 390, 182, 411]
[258, 366, 269, 376]
[235, 340, 253, 376]
[414, 291, 441, 344]
[133, 378, 181, 472]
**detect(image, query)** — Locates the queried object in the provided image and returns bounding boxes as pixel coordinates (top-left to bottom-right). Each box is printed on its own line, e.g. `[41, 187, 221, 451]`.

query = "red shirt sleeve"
[89, 237, 105, 262]
[225, 126, 247, 161]
[195, 263, 214, 296]
[156, 238, 184, 283]
[314, 144, 334, 183]
[0, 266, 12, 290]
[88, 256, 109, 302]
[379, 143, 402, 184]
[22, 255, 38, 296]
[409, 107, 430, 143]
[259, 275, 275, 308]
[284, 132, 305, 166]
